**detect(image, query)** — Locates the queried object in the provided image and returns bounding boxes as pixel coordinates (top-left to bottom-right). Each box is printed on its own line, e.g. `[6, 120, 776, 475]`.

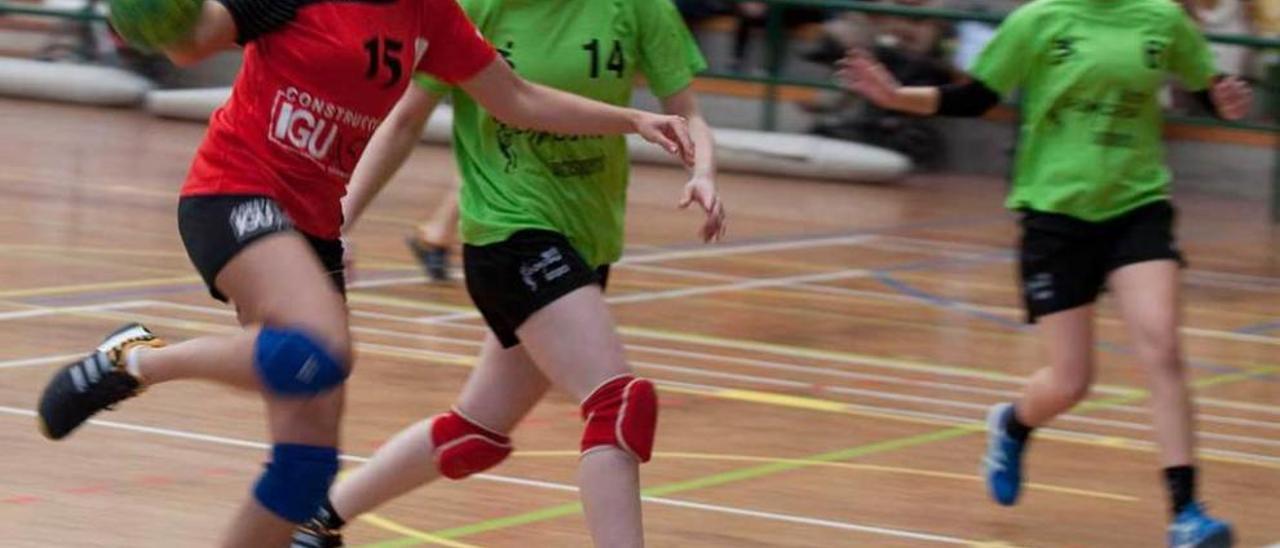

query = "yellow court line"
[511, 450, 1137, 502]
[37, 300, 1280, 432]
[660, 378, 1280, 471]
[0, 248, 187, 277]
[0, 244, 188, 258]
[0, 275, 202, 299]
[359, 514, 482, 548]
[361, 363, 1276, 547]
[617, 324, 1126, 391]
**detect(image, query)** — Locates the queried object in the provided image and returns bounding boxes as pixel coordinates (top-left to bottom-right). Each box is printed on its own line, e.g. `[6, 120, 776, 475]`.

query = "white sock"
[124, 346, 148, 383]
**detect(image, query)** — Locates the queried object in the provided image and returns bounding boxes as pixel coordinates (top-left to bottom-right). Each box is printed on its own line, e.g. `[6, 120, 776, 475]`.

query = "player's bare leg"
[517, 286, 648, 548]
[983, 305, 1094, 506]
[1109, 260, 1192, 466]
[38, 232, 354, 547]
[118, 234, 353, 392]
[1018, 306, 1097, 426]
[203, 233, 352, 548]
[329, 334, 548, 520]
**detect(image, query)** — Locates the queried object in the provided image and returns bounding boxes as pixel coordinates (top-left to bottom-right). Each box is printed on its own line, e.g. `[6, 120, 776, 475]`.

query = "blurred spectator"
[731, 2, 830, 73]
[943, 0, 1022, 70]
[1185, 0, 1251, 74]
[1256, 0, 1280, 35]
[809, 0, 959, 166]
[675, 0, 734, 22]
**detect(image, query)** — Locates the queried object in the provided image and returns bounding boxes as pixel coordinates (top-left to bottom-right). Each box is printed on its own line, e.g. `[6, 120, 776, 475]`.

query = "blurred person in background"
[731, 1, 830, 73]
[810, 0, 959, 166]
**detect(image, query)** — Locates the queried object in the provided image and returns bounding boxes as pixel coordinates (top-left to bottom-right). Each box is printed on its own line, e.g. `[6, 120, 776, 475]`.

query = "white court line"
[623, 262, 1019, 318]
[405, 268, 880, 325]
[604, 268, 873, 305]
[8, 297, 1279, 446]
[0, 353, 84, 369]
[0, 406, 975, 545]
[0, 301, 151, 322]
[142, 299, 1280, 435]
[617, 235, 877, 264]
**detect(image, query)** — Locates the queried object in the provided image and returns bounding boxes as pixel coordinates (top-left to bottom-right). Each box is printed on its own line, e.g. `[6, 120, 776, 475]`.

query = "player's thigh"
[1107, 259, 1181, 356]
[1036, 304, 1096, 377]
[516, 285, 630, 401]
[455, 333, 551, 433]
[217, 232, 350, 357]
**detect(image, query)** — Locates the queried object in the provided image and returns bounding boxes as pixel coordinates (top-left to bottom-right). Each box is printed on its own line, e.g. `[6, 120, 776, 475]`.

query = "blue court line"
[1232, 319, 1280, 335]
[872, 271, 1026, 330]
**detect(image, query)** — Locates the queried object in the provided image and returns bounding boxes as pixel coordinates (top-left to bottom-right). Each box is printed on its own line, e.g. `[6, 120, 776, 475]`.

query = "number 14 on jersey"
[583, 38, 625, 78]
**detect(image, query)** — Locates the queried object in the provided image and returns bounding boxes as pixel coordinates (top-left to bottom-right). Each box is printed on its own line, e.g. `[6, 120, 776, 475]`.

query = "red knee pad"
[430, 409, 512, 480]
[580, 375, 658, 463]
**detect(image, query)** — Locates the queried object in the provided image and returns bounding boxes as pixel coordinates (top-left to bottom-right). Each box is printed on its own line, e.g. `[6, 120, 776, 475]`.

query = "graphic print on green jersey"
[414, 0, 707, 268]
[968, 0, 1216, 222]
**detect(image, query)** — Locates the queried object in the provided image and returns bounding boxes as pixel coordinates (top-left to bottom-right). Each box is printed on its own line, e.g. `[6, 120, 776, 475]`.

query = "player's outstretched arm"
[836, 50, 1000, 118]
[342, 84, 443, 233]
[661, 87, 725, 243]
[162, 1, 237, 66]
[457, 59, 695, 166]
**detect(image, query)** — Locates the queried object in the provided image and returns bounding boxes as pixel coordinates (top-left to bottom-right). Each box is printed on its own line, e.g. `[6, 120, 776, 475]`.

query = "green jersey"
[970, 0, 1217, 221]
[416, 0, 706, 267]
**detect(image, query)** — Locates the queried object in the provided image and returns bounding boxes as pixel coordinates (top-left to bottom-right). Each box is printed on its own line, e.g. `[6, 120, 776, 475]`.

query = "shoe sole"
[1190, 527, 1234, 548]
[36, 415, 54, 440]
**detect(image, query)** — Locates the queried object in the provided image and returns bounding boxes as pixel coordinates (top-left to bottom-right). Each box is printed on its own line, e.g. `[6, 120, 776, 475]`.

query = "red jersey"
[183, 0, 495, 239]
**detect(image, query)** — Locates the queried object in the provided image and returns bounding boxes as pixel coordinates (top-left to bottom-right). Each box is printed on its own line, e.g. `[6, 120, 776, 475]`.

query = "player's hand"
[836, 50, 902, 109]
[1211, 76, 1252, 121]
[678, 175, 726, 243]
[635, 112, 695, 167]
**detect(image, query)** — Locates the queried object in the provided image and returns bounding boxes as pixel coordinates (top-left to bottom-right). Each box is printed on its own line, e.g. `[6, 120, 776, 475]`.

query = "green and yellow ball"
[109, 0, 203, 52]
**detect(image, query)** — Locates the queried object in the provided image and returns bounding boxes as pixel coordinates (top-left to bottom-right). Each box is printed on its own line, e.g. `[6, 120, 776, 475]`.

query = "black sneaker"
[292, 517, 344, 548]
[37, 323, 165, 440]
[405, 235, 451, 282]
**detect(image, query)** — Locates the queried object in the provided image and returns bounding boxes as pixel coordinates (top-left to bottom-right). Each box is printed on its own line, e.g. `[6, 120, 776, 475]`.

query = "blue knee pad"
[253, 443, 339, 523]
[254, 326, 347, 396]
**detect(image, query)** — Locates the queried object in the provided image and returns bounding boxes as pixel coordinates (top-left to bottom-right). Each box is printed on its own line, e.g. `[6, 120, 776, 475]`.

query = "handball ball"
[109, 0, 203, 51]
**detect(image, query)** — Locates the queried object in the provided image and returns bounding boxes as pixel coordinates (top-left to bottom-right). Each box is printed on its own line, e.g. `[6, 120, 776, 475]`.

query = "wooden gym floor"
[0, 99, 1278, 547]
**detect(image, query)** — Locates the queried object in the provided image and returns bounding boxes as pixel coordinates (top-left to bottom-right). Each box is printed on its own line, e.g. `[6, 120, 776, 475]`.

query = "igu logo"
[271, 98, 338, 160]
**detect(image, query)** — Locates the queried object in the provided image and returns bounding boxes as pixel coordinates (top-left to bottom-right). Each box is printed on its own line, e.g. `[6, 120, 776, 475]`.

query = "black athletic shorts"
[464, 229, 611, 348]
[1019, 200, 1182, 323]
[177, 195, 346, 302]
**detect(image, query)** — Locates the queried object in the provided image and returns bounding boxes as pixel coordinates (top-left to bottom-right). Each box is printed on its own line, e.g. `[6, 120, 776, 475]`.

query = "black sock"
[1164, 465, 1197, 515]
[317, 499, 346, 530]
[1003, 404, 1033, 443]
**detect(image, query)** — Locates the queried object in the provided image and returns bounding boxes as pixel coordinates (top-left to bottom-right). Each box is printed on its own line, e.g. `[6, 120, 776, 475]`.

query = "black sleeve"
[214, 0, 301, 44]
[936, 79, 1001, 117]
[1192, 90, 1220, 118]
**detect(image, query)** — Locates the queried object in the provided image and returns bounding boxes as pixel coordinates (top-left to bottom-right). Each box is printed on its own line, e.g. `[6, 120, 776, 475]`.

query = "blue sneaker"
[1168, 503, 1233, 548]
[982, 403, 1026, 506]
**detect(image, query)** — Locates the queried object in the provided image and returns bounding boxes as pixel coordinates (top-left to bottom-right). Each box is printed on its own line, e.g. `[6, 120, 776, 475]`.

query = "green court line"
[358, 427, 978, 548]
[358, 363, 1277, 547]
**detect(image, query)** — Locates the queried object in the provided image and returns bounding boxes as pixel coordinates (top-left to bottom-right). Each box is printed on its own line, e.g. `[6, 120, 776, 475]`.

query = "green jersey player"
[294, 0, 721, 546]
[840, 0, 1252, 546]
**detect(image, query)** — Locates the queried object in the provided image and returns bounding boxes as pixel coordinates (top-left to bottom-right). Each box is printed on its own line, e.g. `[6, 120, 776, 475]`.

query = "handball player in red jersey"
[35, 0, 694, 545]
